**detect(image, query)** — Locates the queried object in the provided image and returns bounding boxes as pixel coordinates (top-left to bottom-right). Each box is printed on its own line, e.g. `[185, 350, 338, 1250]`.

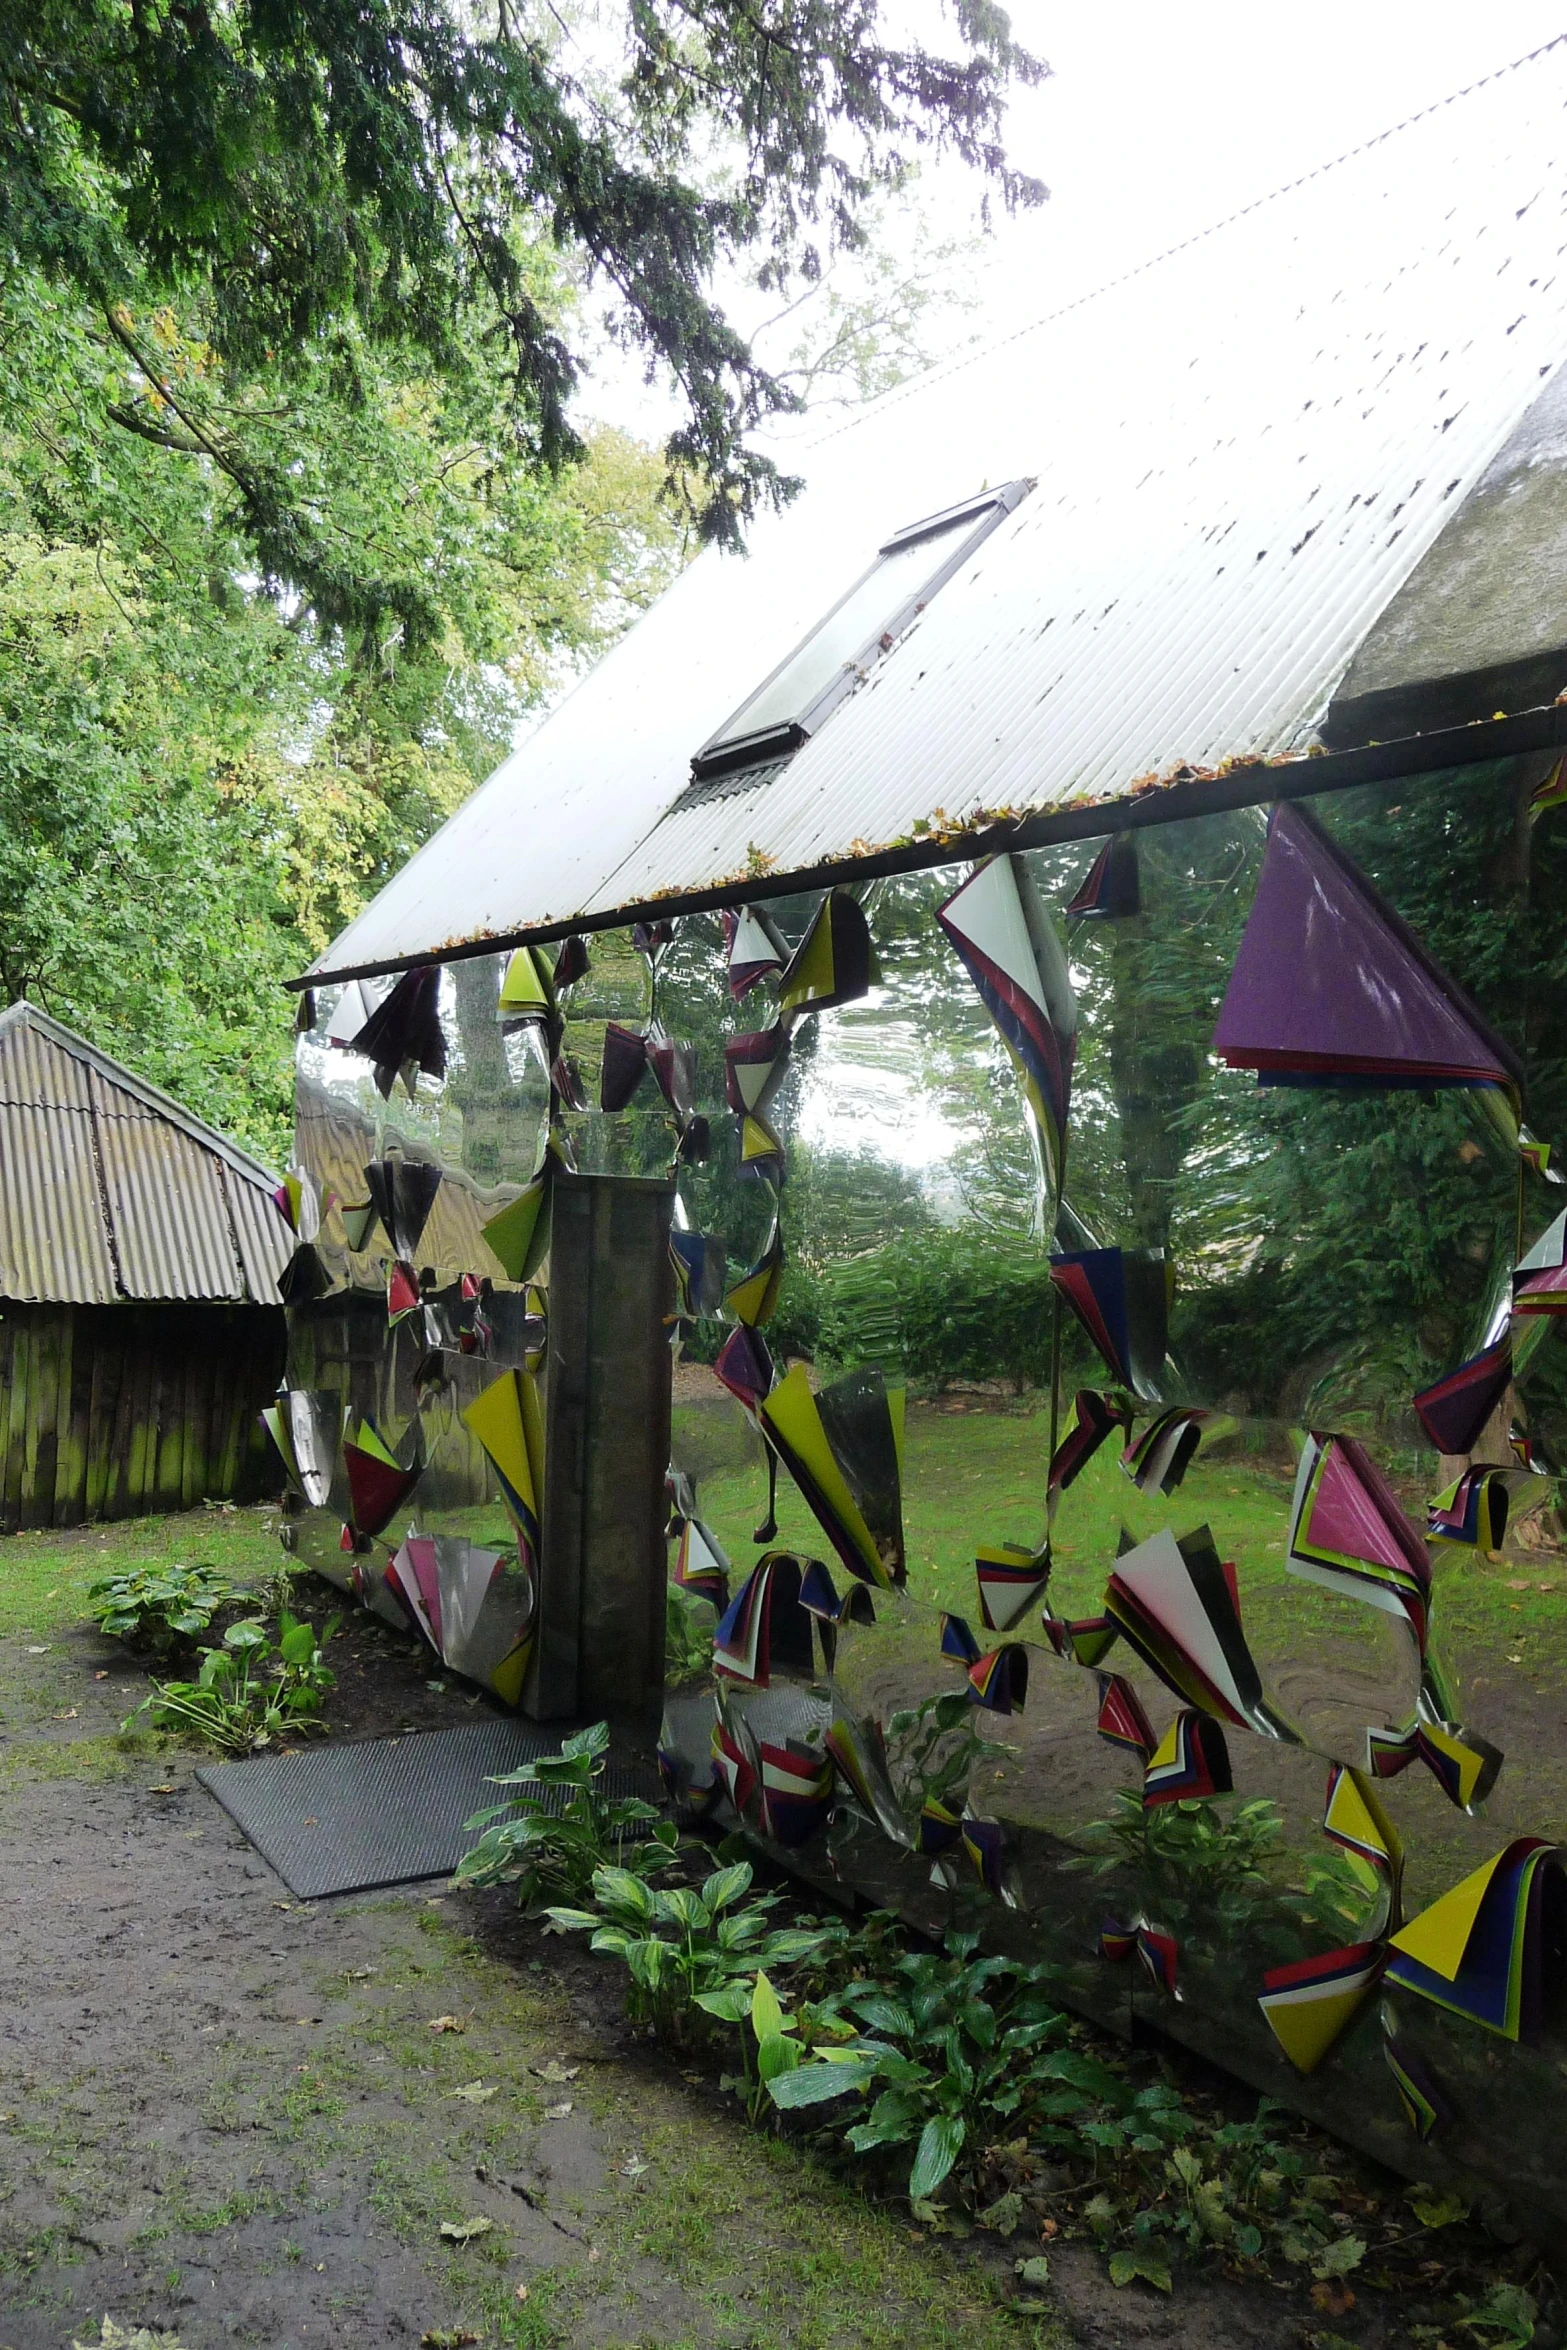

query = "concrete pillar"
[528, 1171, 673, 1727]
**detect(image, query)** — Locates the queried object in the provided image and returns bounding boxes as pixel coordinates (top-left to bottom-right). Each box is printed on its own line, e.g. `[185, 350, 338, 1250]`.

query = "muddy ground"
[0, 1513, 1558, 2350]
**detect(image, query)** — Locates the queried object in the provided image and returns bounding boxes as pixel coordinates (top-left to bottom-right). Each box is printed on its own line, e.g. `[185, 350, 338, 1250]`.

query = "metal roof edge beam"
[289, 702, 1567, 990]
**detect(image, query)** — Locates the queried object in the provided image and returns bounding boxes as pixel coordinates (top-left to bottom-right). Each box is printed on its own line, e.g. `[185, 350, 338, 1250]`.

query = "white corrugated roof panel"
[309, 41, 1567, 981]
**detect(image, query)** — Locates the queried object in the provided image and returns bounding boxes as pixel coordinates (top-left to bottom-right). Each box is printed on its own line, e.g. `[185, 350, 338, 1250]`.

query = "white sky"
[986, 2, 1567, 303]
[577, 3, 1567, 444]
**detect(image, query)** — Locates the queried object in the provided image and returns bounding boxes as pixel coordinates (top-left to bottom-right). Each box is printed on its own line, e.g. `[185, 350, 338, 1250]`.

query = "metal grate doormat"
[196, 1720, 661, 1899]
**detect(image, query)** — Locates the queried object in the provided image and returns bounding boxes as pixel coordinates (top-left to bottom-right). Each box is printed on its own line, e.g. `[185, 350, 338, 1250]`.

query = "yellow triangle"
[761, 1362, 886, 1586]
[1325, 1767, 1399, 1868]
[463, 1371, 536, 1521]
[1388, 1849, 1510, 1980]
[888, 1382, 906, 1477]
[1418, 1719, 1489, 1809]
[482, 1175, 550, 1282]
[724, 1247, 782, 1327]
[350, 1418, 400, 1470]
[261, 1406, 297, 1483]
[488, 1632, 533, 1708]
[740, 1114, 780, 1164]
[778, 904, 837, 1012]
[498, 946, 553, 1015]
[1147, 1716, 1182, 1774]
[1259, 1978, 1373, 2075]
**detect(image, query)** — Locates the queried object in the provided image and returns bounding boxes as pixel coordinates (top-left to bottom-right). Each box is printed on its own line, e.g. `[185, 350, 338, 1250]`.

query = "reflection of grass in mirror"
[676, 1392, 1567, 1660]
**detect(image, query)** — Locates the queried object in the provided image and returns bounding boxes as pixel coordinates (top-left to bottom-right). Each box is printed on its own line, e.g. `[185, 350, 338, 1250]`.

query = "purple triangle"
[1213, 804, 1521, 1091]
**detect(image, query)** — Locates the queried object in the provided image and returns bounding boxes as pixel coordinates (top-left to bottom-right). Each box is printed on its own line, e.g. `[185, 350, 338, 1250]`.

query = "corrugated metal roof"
[306, 38, 1567, 983]
[0, 1004, 292, 1306]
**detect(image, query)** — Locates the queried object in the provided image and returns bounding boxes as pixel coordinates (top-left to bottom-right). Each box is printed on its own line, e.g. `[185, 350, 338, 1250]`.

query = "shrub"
[815, 1230, 1059, 1389]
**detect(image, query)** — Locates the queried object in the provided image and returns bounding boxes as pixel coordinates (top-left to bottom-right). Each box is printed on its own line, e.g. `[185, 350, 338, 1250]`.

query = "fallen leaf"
[273, 1902, 293, 1912]
[587, 2247, 602, 2264]
[439, 2217, 492, 2245]
[52, 1709, 79, 1721]
[72, 2322, 188, 2349]
[1505, 1579, 1532, 1591]
[533, 2061, 580, 2084]
[94, 1670, 109, 1680]
[421, 2330, 481, 2347]
[429, 2015, 466, 2034]
[449, 2083, 499, 2104]
[515, 2283, 530, 2302]
[1311, 2281, 1357, 2318]
[341, 1967, 378, 1981]
[25, 1644, 48, 1655]
[545, 2101, 573, 2119]
[302, 1815, 318, 1827]
[1407, 2188, 1469, 2229]
[1015, 2255, 1051, 2288]
[149, 1784, 176, 1795]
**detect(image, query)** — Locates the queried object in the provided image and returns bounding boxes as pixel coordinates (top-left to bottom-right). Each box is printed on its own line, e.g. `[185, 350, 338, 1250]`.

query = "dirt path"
[0, 1512, 1553, 2350]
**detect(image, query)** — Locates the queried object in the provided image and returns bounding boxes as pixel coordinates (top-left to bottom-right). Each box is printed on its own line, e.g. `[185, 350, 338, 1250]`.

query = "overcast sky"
[980, 1, 1567, 306]
[578, 3, 1567, 445]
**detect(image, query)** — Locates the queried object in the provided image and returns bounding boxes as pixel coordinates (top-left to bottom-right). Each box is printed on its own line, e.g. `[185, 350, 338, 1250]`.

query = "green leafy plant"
[545, 1859, 831, 2045]
[883, 1690, 1010, 1820]
[769, 1930, 1071, 2204]
[701, 1968, 864, 2125]
[88, 1562, 230, 1657]
[664, 1584, 716, 1686]
[455, 1720, 677, 1910]
[130, 1611, 337, 1753]
[1066, 1790, 1286, 1938]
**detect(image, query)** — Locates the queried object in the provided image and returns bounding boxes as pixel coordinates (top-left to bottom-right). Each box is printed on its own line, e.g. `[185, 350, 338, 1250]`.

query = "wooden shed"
[0, 1003, 291, 1529]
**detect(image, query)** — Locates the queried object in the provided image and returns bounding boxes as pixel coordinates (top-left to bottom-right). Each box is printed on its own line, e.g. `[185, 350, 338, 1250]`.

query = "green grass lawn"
[0, 1503, 287, 1642]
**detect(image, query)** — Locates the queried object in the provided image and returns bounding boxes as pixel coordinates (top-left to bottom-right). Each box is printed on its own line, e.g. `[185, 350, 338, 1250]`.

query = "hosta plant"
[546, 1859, 832, 2045]
[88, 1562, 230, 1657]
[455, 1719, 676, 1910]
[769, 1931, 1072, 2203]
[130, 1611, 338, 1754]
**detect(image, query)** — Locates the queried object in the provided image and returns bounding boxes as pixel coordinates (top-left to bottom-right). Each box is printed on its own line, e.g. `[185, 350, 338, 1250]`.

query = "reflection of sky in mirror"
[795, 992, 981, 1183]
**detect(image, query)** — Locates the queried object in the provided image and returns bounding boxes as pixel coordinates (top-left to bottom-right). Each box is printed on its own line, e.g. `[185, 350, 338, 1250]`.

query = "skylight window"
[687, 479, 1031, 788]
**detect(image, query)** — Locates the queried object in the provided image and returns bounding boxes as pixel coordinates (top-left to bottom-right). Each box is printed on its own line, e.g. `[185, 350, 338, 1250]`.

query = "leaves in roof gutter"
[289, 700, 1567, 990]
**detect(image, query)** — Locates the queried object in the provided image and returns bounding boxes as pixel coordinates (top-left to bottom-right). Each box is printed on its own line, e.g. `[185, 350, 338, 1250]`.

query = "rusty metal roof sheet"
[306, 38, 1567, 982]
[0, 1004, 292, 1306]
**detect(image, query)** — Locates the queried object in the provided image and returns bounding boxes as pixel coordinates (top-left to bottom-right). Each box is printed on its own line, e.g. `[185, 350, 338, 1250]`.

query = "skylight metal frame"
[686, 478, 1033, 787]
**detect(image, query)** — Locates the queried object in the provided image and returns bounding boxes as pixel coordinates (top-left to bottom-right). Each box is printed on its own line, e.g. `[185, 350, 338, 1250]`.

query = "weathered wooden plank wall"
[0, 1302, 285, 1532]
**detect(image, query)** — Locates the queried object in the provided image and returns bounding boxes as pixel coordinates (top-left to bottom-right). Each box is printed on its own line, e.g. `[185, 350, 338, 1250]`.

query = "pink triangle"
[1214, 804, 1520, 1090]
[1307, 1440, 1428, 1585]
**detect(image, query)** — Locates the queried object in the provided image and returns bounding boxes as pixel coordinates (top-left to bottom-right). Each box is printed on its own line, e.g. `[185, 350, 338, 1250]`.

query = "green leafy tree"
[0, 0, 1046, 600]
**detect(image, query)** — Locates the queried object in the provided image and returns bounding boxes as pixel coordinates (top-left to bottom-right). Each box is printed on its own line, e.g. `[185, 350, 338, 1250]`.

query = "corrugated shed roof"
[308, 37, 1567, 983]
[293, 1075, 529, 1292]
[0, 1004, 292, 1306]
